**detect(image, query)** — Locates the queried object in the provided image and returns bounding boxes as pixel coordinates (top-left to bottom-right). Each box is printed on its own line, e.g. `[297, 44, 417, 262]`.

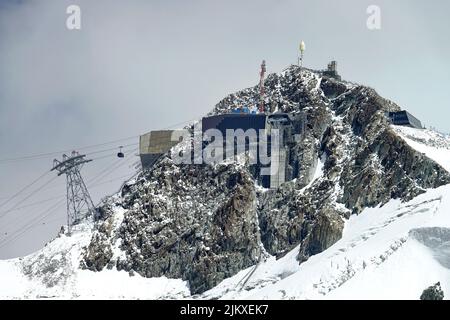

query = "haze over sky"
[1, 0, 449, 258]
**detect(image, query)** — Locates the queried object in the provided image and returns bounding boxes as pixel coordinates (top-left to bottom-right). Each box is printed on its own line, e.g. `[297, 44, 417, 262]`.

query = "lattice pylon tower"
[52, 151, 95, 234]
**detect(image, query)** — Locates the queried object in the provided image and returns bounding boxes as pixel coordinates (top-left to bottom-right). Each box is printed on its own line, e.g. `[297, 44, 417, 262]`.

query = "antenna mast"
[51, 151, 95, 235]
[298, 40, 306, 67]
[259, 60, 266, 113]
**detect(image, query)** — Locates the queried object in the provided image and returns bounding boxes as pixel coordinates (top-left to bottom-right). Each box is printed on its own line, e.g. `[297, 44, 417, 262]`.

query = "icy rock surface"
[81, 66, 450, 293]
[420, 282, 444, 300]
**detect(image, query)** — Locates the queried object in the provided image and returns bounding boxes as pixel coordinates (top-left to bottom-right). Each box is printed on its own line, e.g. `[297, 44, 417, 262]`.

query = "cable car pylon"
[51, 151, 96, 235]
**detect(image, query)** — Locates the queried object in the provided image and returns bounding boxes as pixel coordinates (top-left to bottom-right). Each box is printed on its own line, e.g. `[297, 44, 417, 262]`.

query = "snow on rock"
[201, 185, 450, 300]
[0, 221, 189, 299]
[198, 124, 450, 300]
[2, 66, 450, 299]
[3, 185, 450, 299]
[393, 125, 450, 173]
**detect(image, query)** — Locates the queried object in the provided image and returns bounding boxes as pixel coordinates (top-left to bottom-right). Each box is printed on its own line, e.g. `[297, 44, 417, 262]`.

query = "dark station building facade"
[202, 113, 267, 137]
[386, 111, 422, 129]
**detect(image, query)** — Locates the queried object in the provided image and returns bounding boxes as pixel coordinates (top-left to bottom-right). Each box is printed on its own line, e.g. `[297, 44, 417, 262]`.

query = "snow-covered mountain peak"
[1, 65, 450, 300]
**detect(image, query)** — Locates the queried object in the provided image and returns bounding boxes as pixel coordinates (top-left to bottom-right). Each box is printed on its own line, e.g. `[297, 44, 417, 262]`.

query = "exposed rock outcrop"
[81, 66, 450, 294]
[84, 161, 261, 294]
[420, 282, 444, 300]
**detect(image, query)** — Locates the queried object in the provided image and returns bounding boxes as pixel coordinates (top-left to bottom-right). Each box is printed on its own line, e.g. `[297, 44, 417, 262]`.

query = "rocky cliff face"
[81, 65, 450, 294]
[84, 161, 261, 294]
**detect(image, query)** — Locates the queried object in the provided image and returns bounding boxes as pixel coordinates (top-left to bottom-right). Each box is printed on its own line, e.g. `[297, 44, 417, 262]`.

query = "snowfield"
[1, 126, 450, 299]
[0, 221, 190, 299]
[201, 186, 450, 299]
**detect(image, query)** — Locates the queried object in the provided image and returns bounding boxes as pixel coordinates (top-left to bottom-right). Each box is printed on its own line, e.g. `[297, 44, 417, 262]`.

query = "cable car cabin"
[117, 146, 124, 158]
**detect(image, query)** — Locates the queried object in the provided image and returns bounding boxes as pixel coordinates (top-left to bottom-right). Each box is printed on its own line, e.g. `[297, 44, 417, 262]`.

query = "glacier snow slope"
[0, 206, 189, 299]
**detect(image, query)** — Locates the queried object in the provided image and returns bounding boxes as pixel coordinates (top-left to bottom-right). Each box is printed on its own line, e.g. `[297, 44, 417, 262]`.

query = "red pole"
[259, 60, 266, 113]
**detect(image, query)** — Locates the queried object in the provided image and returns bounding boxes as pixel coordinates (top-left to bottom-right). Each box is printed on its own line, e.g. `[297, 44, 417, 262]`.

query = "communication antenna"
[298, 40, 306, 67]
[51, 151, 95, 235]
[258, 60, 266, 113]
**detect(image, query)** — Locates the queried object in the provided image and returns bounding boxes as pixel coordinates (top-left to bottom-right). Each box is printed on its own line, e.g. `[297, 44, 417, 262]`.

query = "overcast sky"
[1, 0, 449, 258]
